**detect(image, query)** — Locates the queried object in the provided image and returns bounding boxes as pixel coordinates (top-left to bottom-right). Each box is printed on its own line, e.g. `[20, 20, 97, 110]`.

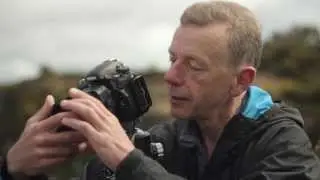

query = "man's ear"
[230, 66, 256, 97]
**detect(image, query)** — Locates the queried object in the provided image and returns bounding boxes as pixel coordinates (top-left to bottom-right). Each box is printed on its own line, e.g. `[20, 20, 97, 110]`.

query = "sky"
[0, 0, 319, 84]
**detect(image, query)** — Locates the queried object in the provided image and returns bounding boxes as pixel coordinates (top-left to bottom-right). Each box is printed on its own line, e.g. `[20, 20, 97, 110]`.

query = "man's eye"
[169, 55, 176, 64]
[188, 59, 203, 70]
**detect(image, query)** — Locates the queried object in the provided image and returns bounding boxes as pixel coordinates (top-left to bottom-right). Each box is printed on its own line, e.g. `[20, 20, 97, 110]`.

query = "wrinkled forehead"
[169, 24, 230, 63]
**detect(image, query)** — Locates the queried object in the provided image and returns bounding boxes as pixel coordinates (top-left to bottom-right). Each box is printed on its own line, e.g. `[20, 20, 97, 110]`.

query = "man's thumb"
[78, 142, 94, 154]
[28, 95, 55, 123]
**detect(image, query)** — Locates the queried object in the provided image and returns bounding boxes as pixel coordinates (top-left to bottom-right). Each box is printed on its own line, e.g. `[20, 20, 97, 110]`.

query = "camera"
[51, 59, 165, 179]
[52, 58, 152, 133]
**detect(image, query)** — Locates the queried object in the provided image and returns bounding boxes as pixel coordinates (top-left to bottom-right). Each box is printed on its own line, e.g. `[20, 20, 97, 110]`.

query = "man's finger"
[41, 131, 86, 146]
[68, 88, 107, 111]
[61, 118, 97, 140]
[37, 146, 78, 158]
[28, 95, 55, 124]
[37, 157, 68, 168]
[37, 112, 77, 131]
[65, 98, 107, 120]
[60, 100, 103, 128]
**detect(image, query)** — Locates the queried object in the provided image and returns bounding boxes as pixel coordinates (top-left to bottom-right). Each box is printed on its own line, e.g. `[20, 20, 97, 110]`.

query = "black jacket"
[82, 101, 320, 180]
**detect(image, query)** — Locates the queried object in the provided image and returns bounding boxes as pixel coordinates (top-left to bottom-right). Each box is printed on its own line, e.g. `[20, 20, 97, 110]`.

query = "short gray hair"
[180, 1, 262, 69]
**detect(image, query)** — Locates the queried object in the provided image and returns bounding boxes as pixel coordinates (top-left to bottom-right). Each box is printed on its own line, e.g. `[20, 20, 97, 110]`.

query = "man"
[1, 1, 320, 180]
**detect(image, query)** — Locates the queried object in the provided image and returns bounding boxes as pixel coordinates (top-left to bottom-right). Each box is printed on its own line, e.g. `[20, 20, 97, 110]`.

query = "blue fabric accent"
[241, 85, 273, 120]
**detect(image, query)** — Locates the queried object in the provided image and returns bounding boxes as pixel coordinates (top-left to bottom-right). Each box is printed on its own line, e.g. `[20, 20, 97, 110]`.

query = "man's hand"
[6, 95, 86, 177]
[60, 88, 135, 171]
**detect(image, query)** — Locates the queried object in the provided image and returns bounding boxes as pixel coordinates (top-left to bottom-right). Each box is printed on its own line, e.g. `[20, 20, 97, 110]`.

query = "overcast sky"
[0, 0, 319, 84]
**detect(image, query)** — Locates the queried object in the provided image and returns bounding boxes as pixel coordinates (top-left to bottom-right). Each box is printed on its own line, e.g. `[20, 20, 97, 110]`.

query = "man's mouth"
[172, 96, 188, 100]
[170, 96, 189, 103]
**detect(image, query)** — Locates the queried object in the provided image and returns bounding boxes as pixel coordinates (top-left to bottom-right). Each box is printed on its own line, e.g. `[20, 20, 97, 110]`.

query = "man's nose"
[164, 61, 185, 86]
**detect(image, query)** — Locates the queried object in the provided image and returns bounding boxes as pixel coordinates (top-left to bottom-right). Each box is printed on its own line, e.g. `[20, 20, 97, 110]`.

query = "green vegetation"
[259, 25, 320, 148]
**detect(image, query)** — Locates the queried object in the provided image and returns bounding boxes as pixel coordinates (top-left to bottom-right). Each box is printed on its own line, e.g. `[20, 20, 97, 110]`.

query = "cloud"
[0, 0, 319, 84]
[0, 58, 40, 84]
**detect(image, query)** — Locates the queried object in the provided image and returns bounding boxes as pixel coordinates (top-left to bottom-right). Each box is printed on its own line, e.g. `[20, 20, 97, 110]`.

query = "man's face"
[164, 24, 236, 120]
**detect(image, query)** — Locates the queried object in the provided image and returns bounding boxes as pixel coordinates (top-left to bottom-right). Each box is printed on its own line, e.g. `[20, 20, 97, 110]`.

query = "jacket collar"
[177, 114, 258, 149]
[177, 85, 274, 148]
[178, 119, 202, 148]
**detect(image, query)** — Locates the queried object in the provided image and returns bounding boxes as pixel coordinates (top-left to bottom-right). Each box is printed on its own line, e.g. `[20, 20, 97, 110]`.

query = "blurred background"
[0, 0, 319, 179]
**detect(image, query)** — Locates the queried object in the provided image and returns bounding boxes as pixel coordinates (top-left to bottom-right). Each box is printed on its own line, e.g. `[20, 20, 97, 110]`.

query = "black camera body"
[52, 58, 152, 133]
